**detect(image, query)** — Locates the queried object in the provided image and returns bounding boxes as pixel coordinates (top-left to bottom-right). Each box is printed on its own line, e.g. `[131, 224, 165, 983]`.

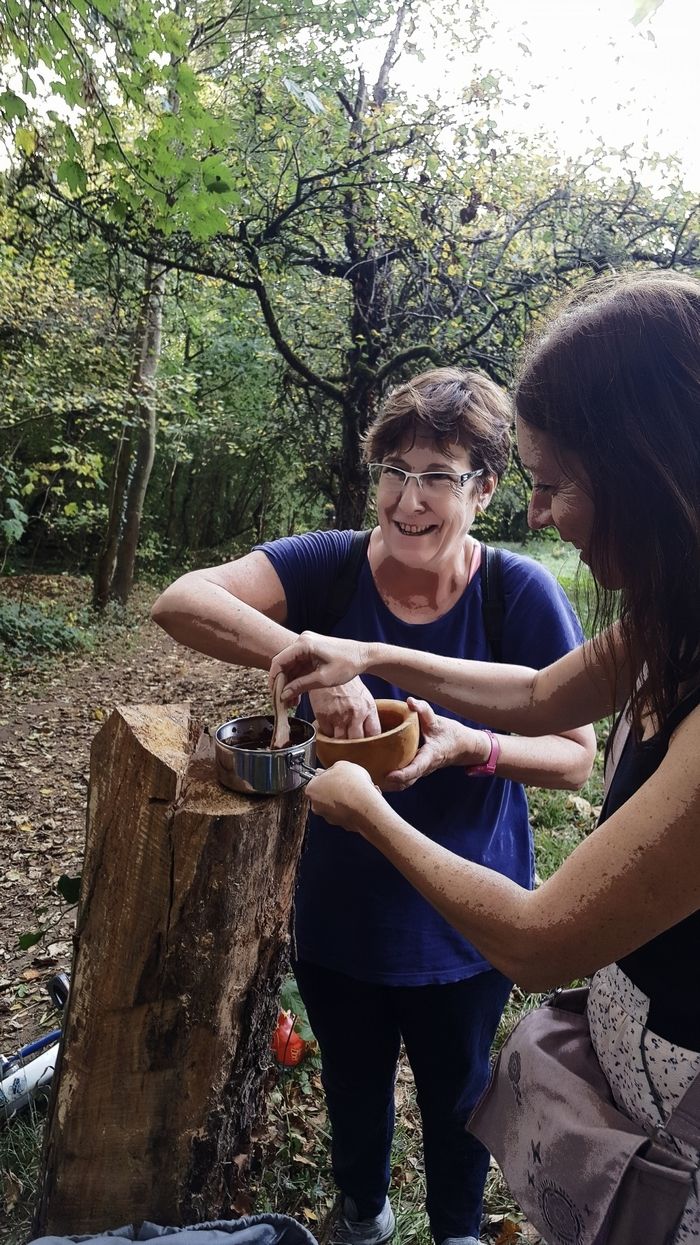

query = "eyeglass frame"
[367, 462, 485, 491]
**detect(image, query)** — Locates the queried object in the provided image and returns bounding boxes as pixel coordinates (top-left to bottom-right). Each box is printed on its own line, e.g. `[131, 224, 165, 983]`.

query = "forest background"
[0, 0, 698, 1240]
[1, 0, 696, 614]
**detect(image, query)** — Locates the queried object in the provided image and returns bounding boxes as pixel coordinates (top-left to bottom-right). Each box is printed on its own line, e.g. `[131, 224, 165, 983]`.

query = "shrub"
[0, 601, 91, 660]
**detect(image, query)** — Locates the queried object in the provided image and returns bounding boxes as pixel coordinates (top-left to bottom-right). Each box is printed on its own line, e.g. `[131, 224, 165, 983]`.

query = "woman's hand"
[381, 697, 491, 791]
[305, 761, 383, 832]
[270, 632, 368, 704]
[310, 679, 382, 738]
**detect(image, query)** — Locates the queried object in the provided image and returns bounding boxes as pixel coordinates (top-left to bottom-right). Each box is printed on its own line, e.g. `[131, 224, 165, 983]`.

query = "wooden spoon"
[271, 672, 291, 749]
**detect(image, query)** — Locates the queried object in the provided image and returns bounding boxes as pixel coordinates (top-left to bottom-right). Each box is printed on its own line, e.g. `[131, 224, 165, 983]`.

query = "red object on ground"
[271, 1010, 308, 1066]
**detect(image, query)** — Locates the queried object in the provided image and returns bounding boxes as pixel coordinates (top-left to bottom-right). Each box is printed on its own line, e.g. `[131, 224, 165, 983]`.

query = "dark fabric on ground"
[30, 1214, 318, 1245]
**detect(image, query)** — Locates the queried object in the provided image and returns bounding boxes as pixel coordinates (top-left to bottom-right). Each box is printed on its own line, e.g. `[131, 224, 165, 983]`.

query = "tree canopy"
[1, 0, 698, 593]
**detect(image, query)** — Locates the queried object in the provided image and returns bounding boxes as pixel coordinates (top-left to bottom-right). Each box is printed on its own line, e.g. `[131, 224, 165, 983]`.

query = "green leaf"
[204, 173, 232, 194]
[96, 140, 123, 165]
[279, 975, 314, 1040]
[1, 517, 25, 542]
[57, 874, 82, 904]
[0, 90, 27, 121]
[57, 159, 87, 193]
[46, 16, 70, 51]
[15, 125, 36, 155]
[18, 929, 44, 950]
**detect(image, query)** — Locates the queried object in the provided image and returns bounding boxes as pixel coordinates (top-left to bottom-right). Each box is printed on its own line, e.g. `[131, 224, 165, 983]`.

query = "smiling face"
[516, 415, 597, 566]
[375, 437, 495, 570]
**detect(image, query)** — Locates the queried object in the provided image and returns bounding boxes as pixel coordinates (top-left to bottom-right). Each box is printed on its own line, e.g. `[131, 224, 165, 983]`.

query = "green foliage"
[0, 600, 91, 660]
[1, 492, 29, 546]
[279, 976, 315, 1043]
[0, 197, 140, 568]
[2, 0, 700, 564]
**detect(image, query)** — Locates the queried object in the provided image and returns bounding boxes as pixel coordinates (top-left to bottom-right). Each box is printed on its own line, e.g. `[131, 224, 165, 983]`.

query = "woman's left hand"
[381, 697, 491, 791]
[305, 761, 383, 833]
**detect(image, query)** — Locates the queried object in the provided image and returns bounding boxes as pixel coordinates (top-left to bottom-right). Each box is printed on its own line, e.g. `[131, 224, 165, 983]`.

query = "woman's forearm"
[350, 794, 626, 990]
[351, 796, 552, 987]
[360, 638, 616, 735]
[152, 572, 297, 669]
[361, 641, 544, 726]
[490, 728, 596, 790]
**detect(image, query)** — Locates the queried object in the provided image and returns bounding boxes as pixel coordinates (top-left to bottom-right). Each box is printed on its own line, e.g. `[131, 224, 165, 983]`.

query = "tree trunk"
[33, 703, 308, 1236]
[335, 400, 371, 529]
[93, 263, 166, 609]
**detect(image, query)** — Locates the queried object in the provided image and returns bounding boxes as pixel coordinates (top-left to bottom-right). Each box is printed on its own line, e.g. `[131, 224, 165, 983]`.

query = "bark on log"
[34, 703, 308, 1236]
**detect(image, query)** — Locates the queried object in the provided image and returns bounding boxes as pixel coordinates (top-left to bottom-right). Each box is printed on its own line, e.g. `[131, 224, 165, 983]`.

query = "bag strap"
[311, 534, 506, 660]
[479, 543, 505, 663]
[310, 529, 372, 633]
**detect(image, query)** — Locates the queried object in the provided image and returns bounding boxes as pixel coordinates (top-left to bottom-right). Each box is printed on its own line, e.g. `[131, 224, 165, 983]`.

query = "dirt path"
[0, 575, 269, 1054]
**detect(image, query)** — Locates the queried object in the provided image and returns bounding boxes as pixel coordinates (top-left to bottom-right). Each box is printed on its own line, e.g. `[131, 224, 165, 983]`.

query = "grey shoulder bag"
[469, 986, 700, 1245]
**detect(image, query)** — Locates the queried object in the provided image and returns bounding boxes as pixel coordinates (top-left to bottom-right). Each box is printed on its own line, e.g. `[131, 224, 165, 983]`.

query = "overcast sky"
[363, 0, 700, 190]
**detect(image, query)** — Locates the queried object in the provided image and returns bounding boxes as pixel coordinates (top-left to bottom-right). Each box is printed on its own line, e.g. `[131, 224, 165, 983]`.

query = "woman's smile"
[393, 519, 440, 537]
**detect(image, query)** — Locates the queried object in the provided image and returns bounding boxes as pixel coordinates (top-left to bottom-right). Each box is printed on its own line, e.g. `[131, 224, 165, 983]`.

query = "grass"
[0, 1100, 46, 1245]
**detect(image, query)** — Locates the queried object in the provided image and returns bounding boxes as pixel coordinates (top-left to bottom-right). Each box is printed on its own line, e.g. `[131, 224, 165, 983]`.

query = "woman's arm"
[383, 698, 595, 792]
[151, 553, 295, 669]
[304, 702, 700, 989]
[272, 625, 630, 735]
[151, 554, 381, 736]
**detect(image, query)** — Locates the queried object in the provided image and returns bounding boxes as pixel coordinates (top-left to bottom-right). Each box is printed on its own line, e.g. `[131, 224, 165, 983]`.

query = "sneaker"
[440, 1238, 481, 1245]
[329, 1196, 395, 1245]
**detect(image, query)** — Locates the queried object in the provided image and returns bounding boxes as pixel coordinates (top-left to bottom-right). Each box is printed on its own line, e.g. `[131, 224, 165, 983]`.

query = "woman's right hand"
[270, 631, 368, 705]
[310, 678, 382, 738]
[305, 761, 383, 833]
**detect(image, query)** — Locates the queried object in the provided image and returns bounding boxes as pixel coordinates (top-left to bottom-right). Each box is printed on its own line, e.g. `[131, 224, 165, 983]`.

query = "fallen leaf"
[567, 794, 593, 817]
[2, 1171, 22, 1211]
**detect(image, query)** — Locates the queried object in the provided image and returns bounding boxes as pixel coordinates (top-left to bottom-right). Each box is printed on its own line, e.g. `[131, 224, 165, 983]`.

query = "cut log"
[33, 703, 308, 1235]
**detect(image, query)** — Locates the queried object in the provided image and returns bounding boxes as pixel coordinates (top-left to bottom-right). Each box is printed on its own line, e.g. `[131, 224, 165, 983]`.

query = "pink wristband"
[465, 729, 501, 777]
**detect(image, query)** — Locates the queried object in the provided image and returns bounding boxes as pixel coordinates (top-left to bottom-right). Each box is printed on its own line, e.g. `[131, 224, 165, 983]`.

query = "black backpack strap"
[310, 529, 372, 634]
[480, 543, 505, 662]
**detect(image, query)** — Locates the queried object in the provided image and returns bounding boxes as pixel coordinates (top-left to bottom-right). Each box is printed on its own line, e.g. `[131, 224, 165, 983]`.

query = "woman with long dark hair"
[271, 271, 700, 1242]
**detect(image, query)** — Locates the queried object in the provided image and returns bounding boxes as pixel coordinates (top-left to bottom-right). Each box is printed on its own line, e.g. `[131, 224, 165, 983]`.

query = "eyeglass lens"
[370, 465, 462, 493]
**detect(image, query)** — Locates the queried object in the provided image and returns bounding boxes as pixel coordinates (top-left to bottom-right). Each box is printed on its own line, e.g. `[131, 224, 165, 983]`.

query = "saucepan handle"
[287, 756, 318, 783]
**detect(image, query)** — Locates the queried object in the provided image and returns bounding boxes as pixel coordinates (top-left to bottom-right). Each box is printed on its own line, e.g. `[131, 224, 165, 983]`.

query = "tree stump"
[33, 703, 308, 1236]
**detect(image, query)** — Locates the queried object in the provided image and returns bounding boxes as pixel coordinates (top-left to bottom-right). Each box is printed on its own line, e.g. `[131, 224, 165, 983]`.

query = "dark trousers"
[294, 959, 512, 1244]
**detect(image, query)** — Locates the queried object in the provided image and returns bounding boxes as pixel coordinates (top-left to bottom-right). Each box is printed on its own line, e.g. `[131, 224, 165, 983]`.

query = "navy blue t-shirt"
[258, 529, 584, 985]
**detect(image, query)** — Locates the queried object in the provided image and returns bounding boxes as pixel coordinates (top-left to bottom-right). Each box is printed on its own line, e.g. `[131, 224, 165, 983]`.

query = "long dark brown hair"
[515, 271, 700, 735]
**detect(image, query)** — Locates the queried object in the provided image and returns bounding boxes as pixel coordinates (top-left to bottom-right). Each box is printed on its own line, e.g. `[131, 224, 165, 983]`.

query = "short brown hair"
[363, 367, 512, 482]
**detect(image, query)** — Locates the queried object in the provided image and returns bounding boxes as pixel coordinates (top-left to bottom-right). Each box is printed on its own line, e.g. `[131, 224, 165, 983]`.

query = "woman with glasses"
[151, 368, 595, 1245]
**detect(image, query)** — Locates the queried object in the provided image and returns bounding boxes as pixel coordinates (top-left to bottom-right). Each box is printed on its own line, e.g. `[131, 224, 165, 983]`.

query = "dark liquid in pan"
[224, 719, 310, 751]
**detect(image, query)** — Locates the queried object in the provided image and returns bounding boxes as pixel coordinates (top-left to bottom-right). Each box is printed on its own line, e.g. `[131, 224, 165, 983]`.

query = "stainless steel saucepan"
[215, 715, 316, 795]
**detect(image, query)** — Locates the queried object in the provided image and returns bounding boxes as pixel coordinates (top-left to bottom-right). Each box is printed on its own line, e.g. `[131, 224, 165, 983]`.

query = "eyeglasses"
[368, 463, 484, 496]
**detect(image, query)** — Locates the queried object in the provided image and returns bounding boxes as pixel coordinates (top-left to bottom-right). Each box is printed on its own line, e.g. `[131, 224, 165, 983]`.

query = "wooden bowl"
[314, 698, 420, 784]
